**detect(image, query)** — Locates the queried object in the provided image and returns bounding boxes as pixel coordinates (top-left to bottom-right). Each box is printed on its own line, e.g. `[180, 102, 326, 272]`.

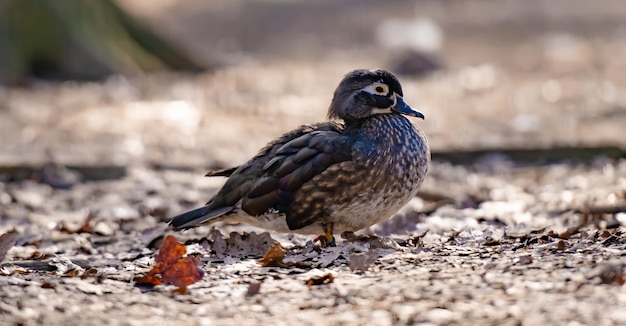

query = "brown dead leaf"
[41, 282, 56, 289]
[161, 257, 204, 288]
[29, 251, 52, 260]
[64, 269, 82, 277]
[59, 220, 93, 234]
[135, 235, 204, 291]
[597, 264, 625, 285]
[135, 270, 162, 286]
[349, 249, 380, 273]
[564, 225, 582, 237]
[258, 243, 309, 268]
[305, 273, 334, 287]
[81, 268, 99, 279]
[558, 231, 572, 240]
[171, 287, 189, 295]
[246, 282, 262, 297]
[0, 232, 17, 263]
[404, 230, 429, 247]
[155, 234, 187, 266]
[483, 239, 501, 246]
[24, 241, 40, 248]
[602, 233, 621, 246]
[518, 255, 533, 265]
[210, 229, 277, 259]
[529, 227, 547, 235]
[259, 243, 288, 267]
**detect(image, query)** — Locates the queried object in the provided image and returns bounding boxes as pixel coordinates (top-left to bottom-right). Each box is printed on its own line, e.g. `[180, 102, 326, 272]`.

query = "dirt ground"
[1, 162, 625, 325]
[1, 1, 626, 325]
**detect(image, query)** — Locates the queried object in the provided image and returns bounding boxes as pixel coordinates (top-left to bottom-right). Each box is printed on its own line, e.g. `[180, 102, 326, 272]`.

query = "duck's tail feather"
[167, 206, 235, 230]
[205, 166, 238, 177]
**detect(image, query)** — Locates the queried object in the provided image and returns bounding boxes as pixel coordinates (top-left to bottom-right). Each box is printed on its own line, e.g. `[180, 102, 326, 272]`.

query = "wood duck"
[169, 69, 430, 246]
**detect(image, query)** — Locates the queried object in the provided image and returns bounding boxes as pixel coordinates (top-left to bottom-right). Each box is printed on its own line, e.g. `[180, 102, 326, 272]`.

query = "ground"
[1, 1, 626, 325]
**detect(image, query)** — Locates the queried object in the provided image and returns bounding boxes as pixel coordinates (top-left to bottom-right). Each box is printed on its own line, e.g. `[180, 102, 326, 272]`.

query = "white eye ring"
[362, 83, 389, 95]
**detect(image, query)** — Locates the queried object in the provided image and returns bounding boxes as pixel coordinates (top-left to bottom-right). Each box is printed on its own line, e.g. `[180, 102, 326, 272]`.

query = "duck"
[168, 69, 430, 246]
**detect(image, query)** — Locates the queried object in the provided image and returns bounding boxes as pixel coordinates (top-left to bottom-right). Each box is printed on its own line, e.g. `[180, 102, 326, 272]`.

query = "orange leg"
[317, 223, 336, 247]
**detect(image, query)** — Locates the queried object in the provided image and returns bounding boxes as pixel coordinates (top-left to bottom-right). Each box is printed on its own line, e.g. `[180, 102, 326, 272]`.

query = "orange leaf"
[258, 243, 310, 269]
[259, 243, 288, 267]
[135, 235, 204, 290]
[135, 271, 163, 286]
[305, 273, 334, 287]
[156, 235, 187, 266]
[162, 257, 204, 287]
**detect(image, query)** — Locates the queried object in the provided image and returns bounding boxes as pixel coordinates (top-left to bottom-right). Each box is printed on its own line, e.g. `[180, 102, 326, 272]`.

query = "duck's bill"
[392, 96, 425, 119]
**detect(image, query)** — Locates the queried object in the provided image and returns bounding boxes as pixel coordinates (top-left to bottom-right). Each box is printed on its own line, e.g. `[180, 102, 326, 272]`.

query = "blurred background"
[1, 0, 625, 170]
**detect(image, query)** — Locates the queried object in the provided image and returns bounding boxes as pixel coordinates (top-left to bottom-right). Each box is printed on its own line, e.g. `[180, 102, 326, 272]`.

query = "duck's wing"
[241, 128, 355, 230]
[204, 122, 342, 178]
[168, 122, 342, 230]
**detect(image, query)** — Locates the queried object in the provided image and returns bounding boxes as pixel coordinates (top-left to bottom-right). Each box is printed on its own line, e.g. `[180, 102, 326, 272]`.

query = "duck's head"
[328, 69, 424, 123]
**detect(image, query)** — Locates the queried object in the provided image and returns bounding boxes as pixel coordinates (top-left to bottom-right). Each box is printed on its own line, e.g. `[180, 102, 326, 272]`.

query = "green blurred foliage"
[0, 0, 202, 85]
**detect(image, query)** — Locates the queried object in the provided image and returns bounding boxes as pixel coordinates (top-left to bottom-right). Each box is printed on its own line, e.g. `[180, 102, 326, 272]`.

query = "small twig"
[578, 204, 626, 215]
[0, 259, 91, 271]
[549, 203, 626, 216]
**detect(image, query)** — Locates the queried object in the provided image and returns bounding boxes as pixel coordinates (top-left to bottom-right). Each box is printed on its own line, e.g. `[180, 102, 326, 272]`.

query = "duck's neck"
[344, 114, 416, 139]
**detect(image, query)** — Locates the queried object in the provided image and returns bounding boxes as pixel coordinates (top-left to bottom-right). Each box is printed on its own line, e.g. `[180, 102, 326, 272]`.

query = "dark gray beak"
[391, 96, 425, 119]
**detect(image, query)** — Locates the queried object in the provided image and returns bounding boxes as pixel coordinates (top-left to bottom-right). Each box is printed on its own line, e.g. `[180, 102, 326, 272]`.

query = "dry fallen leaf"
[305, 273, 334, 287]
[349, 249, 380, 273]
[259, 243, 288, 268]
[0, 232, 18, 263]
[558, 231, 572, 240]
[59, 219, 93, 234]
[518, 255, 533, 265]
[24, 241, 40, 248]
[529, 227, 548, 235]
[246, 282, 262, 297]
[29, 251, 52, 260]
[41, 282, 56, 289]
[171, 287, 190, 295]
[81, 268, 99, 280]
[64, 269, 82, 277]
[156, 235, 187, 267]
[135, 235, 204, 291]
[258, 243, 309, 268]
[483, 239, 501, 246]
[556, 240, 565, 251]
[597, 264, 625, 285]
[210, 229, 277, 259]
[556, 240, 566, 251]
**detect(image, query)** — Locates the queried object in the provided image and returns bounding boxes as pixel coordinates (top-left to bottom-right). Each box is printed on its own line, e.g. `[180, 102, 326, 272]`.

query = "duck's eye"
[363, 83, 389, 95]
